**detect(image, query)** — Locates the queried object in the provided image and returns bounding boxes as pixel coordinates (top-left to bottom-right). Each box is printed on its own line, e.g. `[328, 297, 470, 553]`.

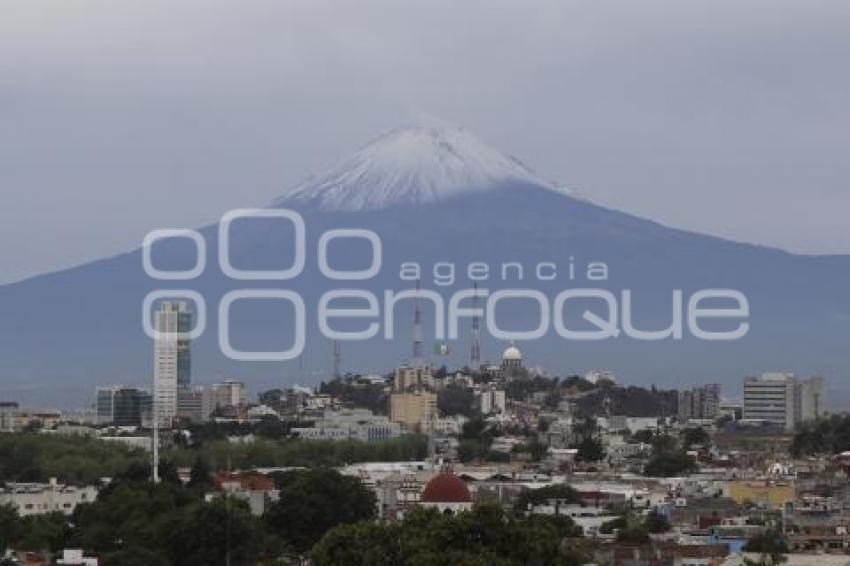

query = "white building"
[153, 301, 192, 424]
[210, 380, 246, 409]
[0, 479, 98, 516]
[743, 372, 824, 432]
[477, 387, 506, 415]
[292, 408, 401, 443]
[56, 550, 98, 566]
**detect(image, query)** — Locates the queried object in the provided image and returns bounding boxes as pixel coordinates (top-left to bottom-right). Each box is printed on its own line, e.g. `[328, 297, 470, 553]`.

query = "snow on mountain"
[273, 123, 568, 211]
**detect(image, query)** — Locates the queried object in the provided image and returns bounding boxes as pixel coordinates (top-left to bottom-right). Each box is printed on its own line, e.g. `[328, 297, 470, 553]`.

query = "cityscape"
[3, 1, 850, 565]
[1, 298, 846, 565]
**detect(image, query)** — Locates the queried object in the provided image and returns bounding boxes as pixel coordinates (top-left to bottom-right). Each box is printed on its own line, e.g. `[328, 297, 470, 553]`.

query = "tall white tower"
[153, 301, 192, 425]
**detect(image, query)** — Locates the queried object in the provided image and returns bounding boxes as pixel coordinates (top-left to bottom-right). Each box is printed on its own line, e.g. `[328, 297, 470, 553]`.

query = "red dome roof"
[421, 472, 472, 503]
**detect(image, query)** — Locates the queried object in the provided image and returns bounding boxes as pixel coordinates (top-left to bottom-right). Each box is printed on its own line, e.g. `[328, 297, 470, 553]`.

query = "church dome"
[421, 472, 472, 503]
[502, 344, 522, 361]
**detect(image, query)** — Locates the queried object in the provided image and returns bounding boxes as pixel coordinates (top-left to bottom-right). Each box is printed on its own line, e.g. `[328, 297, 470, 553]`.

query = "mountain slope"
[0, 124, 848, 407]
[274, 124, 569, 211]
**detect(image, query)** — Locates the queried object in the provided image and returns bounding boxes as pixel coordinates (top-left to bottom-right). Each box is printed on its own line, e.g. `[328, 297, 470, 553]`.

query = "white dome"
[502, 344, 522, 360]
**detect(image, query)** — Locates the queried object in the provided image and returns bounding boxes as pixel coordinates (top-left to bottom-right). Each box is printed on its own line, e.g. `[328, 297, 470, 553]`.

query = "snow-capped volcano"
[273, 123, 563, 211]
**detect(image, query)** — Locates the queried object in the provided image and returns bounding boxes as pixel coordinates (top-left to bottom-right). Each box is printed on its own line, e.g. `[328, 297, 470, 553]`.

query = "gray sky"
[1, 0, 849, 284]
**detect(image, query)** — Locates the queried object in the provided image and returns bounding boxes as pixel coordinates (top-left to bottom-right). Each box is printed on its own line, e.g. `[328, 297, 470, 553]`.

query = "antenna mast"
[332, 339, 341, 380]
[412, 279, 424, 366]
[471, 282, 481, 365]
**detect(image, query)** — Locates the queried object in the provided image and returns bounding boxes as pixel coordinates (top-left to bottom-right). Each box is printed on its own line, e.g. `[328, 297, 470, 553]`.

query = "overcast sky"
[1, 0, 848, 284]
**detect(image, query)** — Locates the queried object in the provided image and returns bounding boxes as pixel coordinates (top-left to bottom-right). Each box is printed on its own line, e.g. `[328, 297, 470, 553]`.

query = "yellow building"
[728, 480, 795, 508]
[390, 391, 437, 431]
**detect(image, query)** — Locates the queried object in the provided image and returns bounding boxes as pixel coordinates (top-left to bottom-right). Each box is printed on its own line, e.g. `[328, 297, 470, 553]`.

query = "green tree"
[166, 497, 267, 566]
[0, 504, 23, 552]
[265, 469, 376, 554]
[744, 531, 788, 565]
[102, 547, 170, 566]
[70, 480, 196, 555]
[187, 456, 214, 491]
[644, 451, 697, 477]
[644, 510, 671, 533]
[18, 512, 70, 552]
[438, 385, 477, 417]
[682, 427, 710, 448]
[513, 484, 581, 514]
[0, 433, 146, 484]
[575, 437, 606, 463]
[311, 504, 589, 566]
[630, 429, 656, 444]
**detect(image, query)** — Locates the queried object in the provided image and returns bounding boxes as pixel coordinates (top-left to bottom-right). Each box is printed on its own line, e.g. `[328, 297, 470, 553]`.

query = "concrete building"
[176, 386, 212, 423]
[390, 364, 437, 431]
[678, 384, 721, 423]
[743, 373, 824, 432]
[0, 479, 98, 517]
[0, 402, 19, 432]
[795, 376, 824, 424]
[291, 408, 400, 442]
[56, 549, 99, 566]
[0, 407, 62, 432]
[153, 301, 192, 425]
[210, 380, 245, 409]
[206, 472, 280, 516]
[743, 373, 797, 431]
[394, 365, 435, 392]
[476, 387, 506, 415]
[390, 391, 437, 431]
[96, 386, 151, 427]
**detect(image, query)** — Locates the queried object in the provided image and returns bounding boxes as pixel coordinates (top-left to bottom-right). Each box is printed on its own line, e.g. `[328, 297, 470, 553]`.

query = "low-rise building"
[292, 408, 401, 442]
[206, 472, 279, 516]
[0, 479, 98, 516]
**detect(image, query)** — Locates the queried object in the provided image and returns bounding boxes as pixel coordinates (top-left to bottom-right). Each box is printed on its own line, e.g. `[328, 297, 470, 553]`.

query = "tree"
[309, 521, 402, 566]
[18, 512, 70, 553]
[575, 437, 606, 463]
[644, 434, 697, 477]
[644, 451, 697, 477]
[102, 547, 170, 566]
[514, 484, 580, 514]
[644, 510, 671, 533]
[157, 459, 182, 485]
[630, 429, 655, 444]
[682, 427, 710, 448]
[311, 504, 589, 566]
[187, 456, 214, 491]
[265, 469, 376, 554]
[70, 480, 197, 555]
[744, 531, 788, 565]
[0, 504, 22, 552]
[165, 498, 268, 566]
[438, 385, 477, 417]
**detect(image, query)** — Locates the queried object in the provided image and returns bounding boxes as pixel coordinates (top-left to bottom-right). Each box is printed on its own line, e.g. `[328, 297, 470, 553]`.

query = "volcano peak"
[273, 121, 562, 211]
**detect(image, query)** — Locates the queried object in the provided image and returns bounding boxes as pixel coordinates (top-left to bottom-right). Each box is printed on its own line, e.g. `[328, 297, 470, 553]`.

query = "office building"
[795, 376, 824, 424]
[177, 386, 212, 424]
[390, 365, 437, 431]
[153, 301, 192, 425]
[390, 391, 437, 431]
[743, 373, 824, 432]
[210, 380, 245, 409]
[678, 384, 721, 423]
[477, 387, 506, 415]
[394, 365, 435, 392]
[291, 408, 401, 442]
[96, 386, 152, 427]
